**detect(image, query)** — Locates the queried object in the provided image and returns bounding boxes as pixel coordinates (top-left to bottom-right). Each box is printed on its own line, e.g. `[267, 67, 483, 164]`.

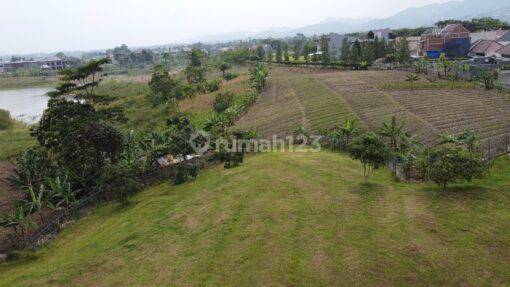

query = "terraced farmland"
[235, 68, 361, 138]
[237, 67, 510, 150]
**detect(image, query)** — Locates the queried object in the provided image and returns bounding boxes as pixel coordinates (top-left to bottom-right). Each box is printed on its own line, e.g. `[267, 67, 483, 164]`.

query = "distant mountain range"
[188, 0, 510, 43]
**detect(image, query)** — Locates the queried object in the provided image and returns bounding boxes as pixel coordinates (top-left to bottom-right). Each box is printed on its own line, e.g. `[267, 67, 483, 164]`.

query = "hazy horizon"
[1, 0, 453, 55]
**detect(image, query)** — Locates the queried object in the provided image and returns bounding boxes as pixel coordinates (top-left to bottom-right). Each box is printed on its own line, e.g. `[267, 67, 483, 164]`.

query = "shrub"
[10, 148, 56, 192]
[348, 133, 390, 183]
[97, 164, 143, 204]
[405, 73, 419, 82]
[206, 78, 222, 93]
[477, 69, 499, 90]
[224, 72, 238, 81]
[213, 92, 235, 114]
[0, 109, 14, 130]
[172, 161, 199, 185]
[293, 125, 309, 145]
[424, 143, 488, 190]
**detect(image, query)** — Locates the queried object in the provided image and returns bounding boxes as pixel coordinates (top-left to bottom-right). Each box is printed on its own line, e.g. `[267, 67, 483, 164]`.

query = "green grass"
[0, 125, 35, 161]
[99, 69, 253, 132]
[1, 151, 509, 286]
[0, 76, 58, 90]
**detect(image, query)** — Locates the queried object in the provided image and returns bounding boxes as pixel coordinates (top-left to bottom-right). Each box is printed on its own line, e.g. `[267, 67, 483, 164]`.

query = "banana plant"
[0, 200, 37, 245]
[45, 175, 77, 210]
[22, 184, 46, 222]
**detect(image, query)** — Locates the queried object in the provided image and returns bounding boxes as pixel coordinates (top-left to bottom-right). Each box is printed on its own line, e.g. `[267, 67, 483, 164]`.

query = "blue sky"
[0, 0, 451, 54]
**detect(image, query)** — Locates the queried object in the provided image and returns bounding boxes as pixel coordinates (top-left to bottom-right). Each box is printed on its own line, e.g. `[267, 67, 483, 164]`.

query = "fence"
[0, 153, 215, 254]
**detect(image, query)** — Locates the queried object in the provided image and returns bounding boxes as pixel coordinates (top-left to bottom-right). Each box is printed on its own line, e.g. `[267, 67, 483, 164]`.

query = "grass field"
[0, 125, 35, 161]
[1, 151, 509, 286]
[238, 67, 510, 148]
[0, 76, 58, 90]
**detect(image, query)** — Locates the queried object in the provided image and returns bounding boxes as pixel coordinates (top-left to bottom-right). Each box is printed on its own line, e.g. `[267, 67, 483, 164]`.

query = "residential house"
[470, 29, 510, 44]
[469, 40, 505, 57]
[496, 45, 510, 58]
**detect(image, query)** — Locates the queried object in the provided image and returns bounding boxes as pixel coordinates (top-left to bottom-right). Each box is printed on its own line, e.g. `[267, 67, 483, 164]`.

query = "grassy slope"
[1, 151, 509, 286]
[0, 125, 35, 161]
[0, 77, 58, 90]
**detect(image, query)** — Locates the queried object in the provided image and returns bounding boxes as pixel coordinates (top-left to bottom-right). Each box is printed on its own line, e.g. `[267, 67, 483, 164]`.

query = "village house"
[469, 40, 505, 57]
[470, 29, 510, 44]
[496, 45, 510, 58]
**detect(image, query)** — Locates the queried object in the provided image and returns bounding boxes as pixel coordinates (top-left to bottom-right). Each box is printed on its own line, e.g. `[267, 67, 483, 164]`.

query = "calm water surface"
[0, 87, 51, 124]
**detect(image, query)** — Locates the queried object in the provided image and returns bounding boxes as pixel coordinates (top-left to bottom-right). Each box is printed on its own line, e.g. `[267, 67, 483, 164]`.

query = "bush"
[0, 109, 14, 130]
[97, 164, 143, 204]
[10, 148, 56, 192]
[206, 79, 222, 92]
[172, 161, 199, 185]
[424, 143, 488, 190]
[213, 92, 235, 114]
[406, 73, 419, 82]
[224, 72, 238, 81]
[477, 69, 499, 90]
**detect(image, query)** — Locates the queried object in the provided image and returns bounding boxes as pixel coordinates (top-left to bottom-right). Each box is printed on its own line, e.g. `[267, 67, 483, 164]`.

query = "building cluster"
[0, 56, 81, 74]
[408, 24, 510, 59]
[316, 24, 510, 61]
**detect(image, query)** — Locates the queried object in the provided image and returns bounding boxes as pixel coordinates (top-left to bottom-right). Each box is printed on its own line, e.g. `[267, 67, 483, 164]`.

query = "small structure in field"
[420, 23, 471, 58]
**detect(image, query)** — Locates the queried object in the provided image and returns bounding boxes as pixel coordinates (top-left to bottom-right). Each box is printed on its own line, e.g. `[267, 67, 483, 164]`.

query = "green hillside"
[1, 151, 510, 286]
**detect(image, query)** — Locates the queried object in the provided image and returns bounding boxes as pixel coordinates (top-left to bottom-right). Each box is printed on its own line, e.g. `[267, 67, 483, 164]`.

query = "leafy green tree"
[266, 50, 274, 62]
[340, 38, 351, 64]
[348, 133, 390, 183]
[276, 43, 283, 63]
[396, 37, 411, 63]
[148, 65, 184, 106]
[350, 40, 362, 67]
[31, 99, 125, 187]
[320, 35, 331, 64]
[49, 58, 111, 104]
[255, 46, 265, 61]
[184, 48, 206, 84]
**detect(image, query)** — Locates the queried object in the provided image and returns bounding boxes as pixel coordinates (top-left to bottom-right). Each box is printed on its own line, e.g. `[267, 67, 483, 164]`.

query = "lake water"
[0, 87, 51, 124]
